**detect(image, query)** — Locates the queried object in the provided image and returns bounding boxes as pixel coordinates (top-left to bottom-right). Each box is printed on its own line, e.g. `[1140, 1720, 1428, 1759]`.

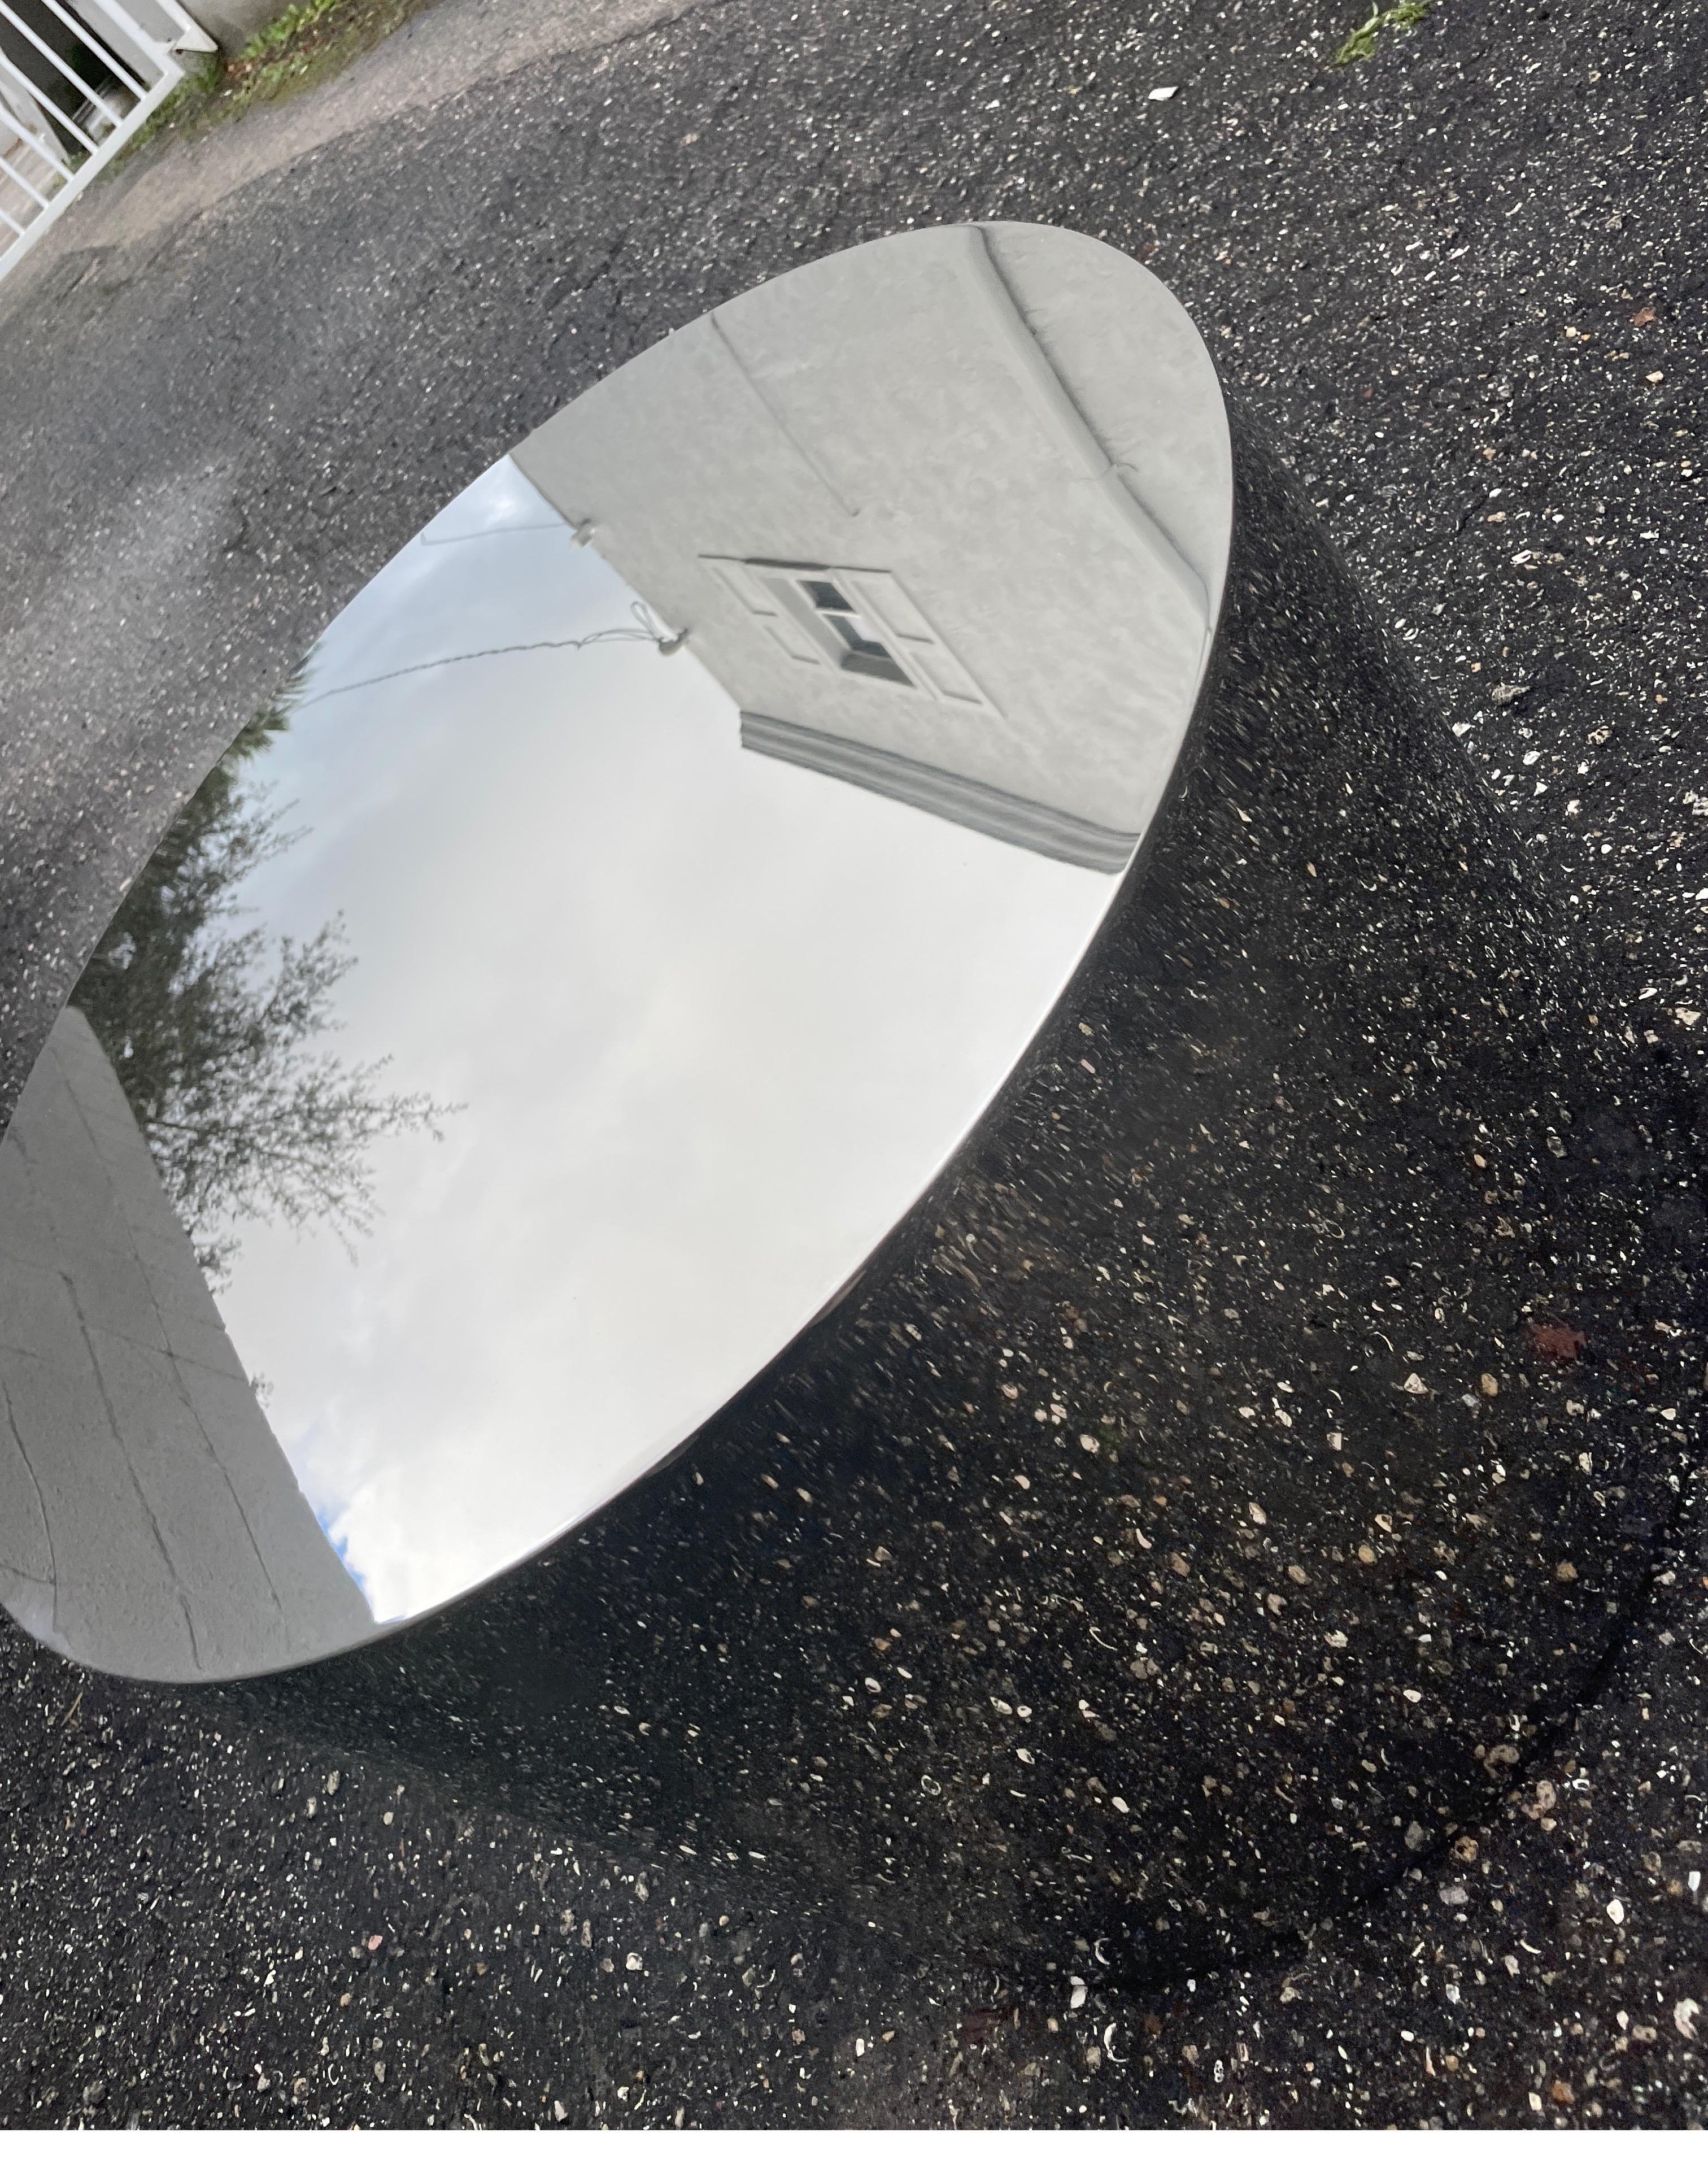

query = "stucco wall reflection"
[0, 1009, 371, 1680]
[514, 221, 1229, 859]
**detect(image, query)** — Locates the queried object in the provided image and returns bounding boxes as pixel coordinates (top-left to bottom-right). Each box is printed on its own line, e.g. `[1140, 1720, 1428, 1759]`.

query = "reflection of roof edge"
[739, 713, 1138, 874]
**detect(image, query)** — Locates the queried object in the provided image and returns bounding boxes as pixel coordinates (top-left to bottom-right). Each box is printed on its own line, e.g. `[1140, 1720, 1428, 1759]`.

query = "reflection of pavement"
[0, 1009, 370, 1679]
[0, 0, 1704, 2135]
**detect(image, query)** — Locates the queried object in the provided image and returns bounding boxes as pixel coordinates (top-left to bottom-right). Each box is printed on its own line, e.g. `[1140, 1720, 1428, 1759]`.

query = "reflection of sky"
[215, 458, 1118, 1623]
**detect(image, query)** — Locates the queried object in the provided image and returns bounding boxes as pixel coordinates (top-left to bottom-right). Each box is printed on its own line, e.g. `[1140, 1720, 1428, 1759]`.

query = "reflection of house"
[515, 223, 1230, 870]
[0, 1009, 369, 1680]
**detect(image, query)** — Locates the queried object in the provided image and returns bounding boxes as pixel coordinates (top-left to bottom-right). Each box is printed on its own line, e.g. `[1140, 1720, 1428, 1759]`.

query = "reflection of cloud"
[300, 1459, 378, 1613]
[210, 458, 1118, 1624]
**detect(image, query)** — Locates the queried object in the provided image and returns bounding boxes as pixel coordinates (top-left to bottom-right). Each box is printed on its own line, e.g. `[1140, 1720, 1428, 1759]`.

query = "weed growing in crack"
[1333, 1, 1431, 67]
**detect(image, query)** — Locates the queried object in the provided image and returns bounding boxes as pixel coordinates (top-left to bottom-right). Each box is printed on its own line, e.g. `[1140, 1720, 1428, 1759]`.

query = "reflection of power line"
[294, 602, 687, 708]
[421, 523, 570, 546]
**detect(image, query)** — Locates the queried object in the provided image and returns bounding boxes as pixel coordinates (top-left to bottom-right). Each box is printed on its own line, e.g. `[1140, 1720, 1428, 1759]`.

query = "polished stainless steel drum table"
[0, 227, 1693, 1949]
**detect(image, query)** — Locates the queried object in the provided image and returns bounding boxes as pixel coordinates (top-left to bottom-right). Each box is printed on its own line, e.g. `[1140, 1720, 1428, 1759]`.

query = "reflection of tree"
[72, 698, 456, 1282]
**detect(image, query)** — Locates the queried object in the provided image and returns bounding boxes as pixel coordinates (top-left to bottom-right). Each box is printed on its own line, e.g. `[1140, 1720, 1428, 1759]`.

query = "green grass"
[1332, 0, 1431, 66]
[113, 0, 442, 166]
[242, 0, 348, 59]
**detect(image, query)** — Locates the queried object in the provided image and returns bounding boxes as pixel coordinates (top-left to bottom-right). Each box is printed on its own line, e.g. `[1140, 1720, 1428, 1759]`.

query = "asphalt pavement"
[0, 0, 1704, 2127]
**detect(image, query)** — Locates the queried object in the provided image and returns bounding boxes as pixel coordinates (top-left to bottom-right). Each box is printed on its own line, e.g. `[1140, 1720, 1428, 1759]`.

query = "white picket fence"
[0, 0, 215, 283]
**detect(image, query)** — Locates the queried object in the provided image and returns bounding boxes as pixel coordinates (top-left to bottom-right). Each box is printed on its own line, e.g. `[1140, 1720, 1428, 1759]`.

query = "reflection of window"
[795, 578, 910, 684]
[702, 557, 995, 712]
